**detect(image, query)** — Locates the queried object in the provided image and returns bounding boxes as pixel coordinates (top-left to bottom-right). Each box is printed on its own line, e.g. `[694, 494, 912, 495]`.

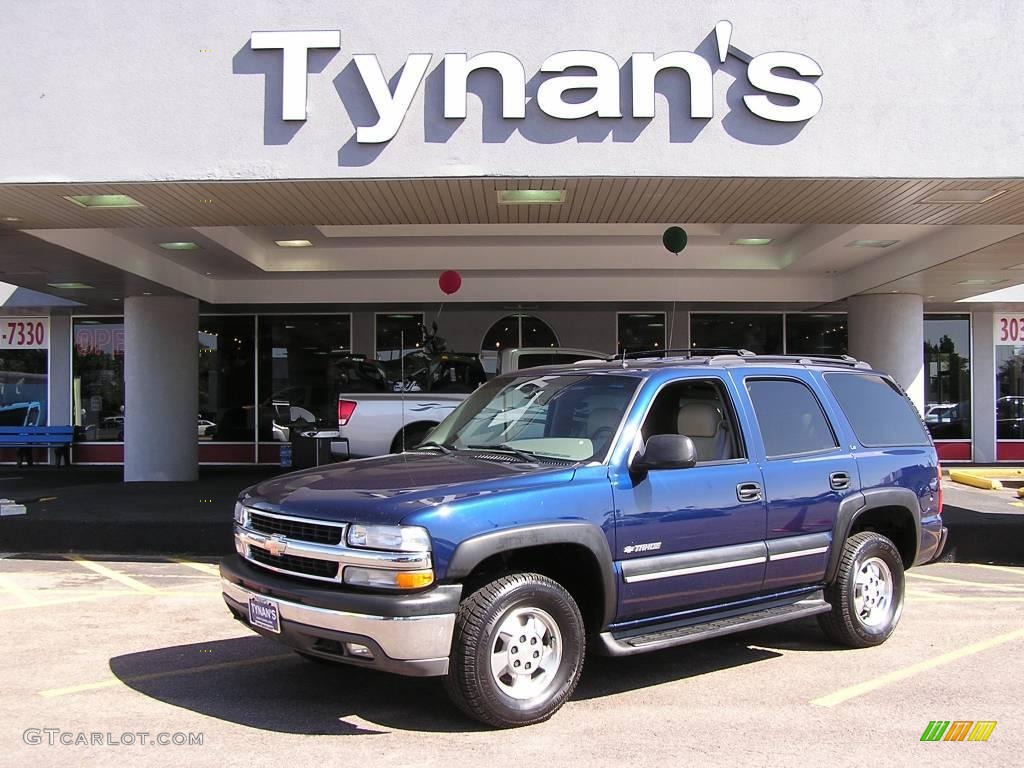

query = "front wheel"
[818, 531, 905, 647]
[444, 573, 585, 728]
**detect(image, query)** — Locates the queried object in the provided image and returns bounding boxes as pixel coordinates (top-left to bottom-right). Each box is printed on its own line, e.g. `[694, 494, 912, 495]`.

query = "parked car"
[336, 346, 605, 457]
[198, 419, 217, 438]
[997, 395, 1024, 439]
[222, 351, 946, 727]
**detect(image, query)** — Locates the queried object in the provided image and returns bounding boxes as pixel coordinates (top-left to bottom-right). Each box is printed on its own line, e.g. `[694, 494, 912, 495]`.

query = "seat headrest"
[677, 402, 723, 438]
[588, 407, 621, 433]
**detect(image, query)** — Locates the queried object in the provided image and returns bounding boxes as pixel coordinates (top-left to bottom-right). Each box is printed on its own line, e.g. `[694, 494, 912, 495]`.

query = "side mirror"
[632, 434, 698, 472]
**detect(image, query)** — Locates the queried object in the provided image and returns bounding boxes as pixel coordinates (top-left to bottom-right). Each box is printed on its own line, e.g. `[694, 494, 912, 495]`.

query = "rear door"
[737, 372, 859, 592]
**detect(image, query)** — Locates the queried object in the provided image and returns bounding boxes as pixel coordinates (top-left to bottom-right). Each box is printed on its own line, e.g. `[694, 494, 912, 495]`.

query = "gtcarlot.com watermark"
[23, 729, 203, 747]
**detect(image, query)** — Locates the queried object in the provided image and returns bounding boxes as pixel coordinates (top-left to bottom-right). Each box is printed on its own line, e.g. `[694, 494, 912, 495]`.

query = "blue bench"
[0, 426, 74, 466]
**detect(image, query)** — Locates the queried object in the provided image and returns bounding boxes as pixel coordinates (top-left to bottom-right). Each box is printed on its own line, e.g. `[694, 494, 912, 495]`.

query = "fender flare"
[826, 487, 922, 583]
[445, 522, 618, 628]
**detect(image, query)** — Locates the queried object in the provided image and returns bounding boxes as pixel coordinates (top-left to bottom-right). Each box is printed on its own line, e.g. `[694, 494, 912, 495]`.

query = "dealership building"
[1, 0, 1024, 480]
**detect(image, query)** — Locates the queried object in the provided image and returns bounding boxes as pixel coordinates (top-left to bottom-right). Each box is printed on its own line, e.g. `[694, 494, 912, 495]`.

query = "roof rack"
[618, 347, 756, 361]
[719, 354, 872, 369]
[609, 350, 871, 370]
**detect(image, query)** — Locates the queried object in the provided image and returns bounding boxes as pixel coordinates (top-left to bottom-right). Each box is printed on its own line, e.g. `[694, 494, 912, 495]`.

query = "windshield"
[426, 373, 640, 462]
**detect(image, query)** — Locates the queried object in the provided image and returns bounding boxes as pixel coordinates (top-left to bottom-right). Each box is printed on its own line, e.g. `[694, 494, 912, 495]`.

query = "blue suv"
[221, 351, 947, 727]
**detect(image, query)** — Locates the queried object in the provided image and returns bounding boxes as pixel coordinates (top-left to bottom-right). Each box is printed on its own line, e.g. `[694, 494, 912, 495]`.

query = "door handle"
[736, 482, 763, 503]
[829, 471, 851, 491]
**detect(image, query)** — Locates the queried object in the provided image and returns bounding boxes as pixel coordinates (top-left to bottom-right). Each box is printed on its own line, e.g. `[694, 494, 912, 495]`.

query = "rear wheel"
[818, 531, 905, 647]
[390, 424, 433, 453]
[444, 573, 585, 728]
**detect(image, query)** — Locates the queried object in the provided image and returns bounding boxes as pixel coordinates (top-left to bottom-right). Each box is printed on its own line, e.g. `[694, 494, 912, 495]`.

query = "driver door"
[610, 376, 768, 621]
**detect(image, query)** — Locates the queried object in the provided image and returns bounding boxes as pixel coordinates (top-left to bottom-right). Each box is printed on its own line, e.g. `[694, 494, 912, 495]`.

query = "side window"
[824, 373, 930, 447]
[746, 378, 837, 458]
[640, 379, 744, 463]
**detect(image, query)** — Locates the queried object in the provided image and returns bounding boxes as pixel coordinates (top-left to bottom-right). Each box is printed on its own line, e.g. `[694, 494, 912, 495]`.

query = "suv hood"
[243, 452, 577, 525]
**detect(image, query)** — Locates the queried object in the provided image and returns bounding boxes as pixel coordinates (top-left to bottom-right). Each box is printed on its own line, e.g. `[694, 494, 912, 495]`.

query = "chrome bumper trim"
[222, 579, 455, 661]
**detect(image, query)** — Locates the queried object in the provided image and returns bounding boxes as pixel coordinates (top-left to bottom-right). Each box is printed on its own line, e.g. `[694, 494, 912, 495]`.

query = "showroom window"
[924, 314, 971, 441]
[198, 316, 256, 442]
[376, 313, 424, 361]
[257, 315, 352, 441]
[617, 312, 666, 355]
[0, 348, 48, 427]
[73, 318, 125, 441]
[480, 314, 560, 376]
[690, 313, 783, 355]
[785, 314, 848, 356]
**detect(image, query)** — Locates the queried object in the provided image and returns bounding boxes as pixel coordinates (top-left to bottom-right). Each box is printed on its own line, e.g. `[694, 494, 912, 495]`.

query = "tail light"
[338, 399, 357, 427]
[936, 462, 943, 516]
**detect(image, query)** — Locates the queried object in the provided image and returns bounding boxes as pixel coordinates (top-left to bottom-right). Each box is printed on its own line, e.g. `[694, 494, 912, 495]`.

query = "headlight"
[347, 524, 431, 552]
[343, 566, 434, 590]
[233, 502, 249, 526]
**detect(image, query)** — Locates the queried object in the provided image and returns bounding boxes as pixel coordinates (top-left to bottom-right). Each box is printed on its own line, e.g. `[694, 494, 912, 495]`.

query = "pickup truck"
[336, 347, 605, 457]
[221, 351, 946, 728]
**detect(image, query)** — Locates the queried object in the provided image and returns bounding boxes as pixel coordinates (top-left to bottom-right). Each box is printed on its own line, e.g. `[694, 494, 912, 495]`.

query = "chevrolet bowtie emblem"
[264, 534, 287, 557]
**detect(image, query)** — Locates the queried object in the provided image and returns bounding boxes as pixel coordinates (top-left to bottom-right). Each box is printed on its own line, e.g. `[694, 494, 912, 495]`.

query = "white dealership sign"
[0, 317, 49, 350]
[250, 20, 823, 143]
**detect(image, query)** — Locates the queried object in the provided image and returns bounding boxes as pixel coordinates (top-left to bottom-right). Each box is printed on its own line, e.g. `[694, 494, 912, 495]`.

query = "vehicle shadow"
[107, 626, 828, 733]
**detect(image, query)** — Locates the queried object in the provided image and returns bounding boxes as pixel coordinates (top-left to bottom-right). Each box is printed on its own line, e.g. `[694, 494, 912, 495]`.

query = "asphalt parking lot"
[0, 556, 1020, 767]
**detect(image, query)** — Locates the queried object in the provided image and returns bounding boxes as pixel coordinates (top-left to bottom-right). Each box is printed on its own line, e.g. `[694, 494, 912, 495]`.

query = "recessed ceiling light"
[918, 189, 1006, 205]
[848, 239, 900, 248]
[274, 239, 313, 248]
[158, 241, 200, 250]
[142, 291, 153, 296]
[46, 282, 94, 289]
[497, 190, 565, 205]
[1, 215, 20, 222]
[65, 194, 144, 209]
[955, 278, 1006, 286]
[731, 238, 773, 246]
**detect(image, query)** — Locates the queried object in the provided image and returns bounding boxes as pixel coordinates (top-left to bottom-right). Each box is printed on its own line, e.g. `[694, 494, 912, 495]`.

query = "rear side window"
[746, 378, 838, 458]
[824, 373, 930, 447]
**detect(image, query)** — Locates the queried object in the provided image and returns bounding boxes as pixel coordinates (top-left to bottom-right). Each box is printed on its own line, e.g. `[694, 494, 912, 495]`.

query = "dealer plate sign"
[0, 318, 48, 350]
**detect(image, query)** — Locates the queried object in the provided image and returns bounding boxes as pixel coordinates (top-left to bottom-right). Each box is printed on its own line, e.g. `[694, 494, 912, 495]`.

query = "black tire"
[818, 531, 905, 648]
[444, 573, 585, 728]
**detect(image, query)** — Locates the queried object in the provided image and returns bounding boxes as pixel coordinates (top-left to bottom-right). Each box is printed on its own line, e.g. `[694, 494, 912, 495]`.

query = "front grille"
[249, 547, 339, 579]
[249, 512, 343, 545]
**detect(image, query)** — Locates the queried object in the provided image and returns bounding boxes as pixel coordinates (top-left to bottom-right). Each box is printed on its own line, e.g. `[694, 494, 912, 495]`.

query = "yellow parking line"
[811, 626, 1024, 707]
[39, 654, 293, 698]
[906, 572, 1024, 592]
[0, 573, 40, 607]
[65, 556, 160, 594]
[958, 563, 1024, 579]
[169, 558, 220, 576]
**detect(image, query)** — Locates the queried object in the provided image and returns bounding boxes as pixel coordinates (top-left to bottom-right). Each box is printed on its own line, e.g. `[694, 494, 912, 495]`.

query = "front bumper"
[220, 556, 459, 677]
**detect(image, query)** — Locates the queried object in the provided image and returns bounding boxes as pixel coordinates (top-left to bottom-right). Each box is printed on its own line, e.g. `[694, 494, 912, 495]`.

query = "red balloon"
[438, 270, 462, 295]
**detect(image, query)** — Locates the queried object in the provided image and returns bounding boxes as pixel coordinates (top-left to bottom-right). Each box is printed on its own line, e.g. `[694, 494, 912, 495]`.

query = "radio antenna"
[400, 330, 407, 455]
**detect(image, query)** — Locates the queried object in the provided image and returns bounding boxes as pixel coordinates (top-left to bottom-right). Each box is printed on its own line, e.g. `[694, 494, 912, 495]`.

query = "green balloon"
[662, 226, 688, 254]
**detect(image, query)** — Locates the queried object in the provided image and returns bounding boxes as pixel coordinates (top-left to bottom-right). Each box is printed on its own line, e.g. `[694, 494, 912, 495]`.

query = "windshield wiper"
[464, 443, 539, 462]
[414, 441, 453, 454]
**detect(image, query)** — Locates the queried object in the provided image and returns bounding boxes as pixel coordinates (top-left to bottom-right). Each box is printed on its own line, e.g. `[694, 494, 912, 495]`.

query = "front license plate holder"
[248, 595, 281, 634]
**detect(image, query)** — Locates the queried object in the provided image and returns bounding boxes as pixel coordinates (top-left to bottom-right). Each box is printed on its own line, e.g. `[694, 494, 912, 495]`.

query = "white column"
[47, 313, 73, 464]
[847, 293, 925, 415]
[124, 296, 198, 481]
[970, 310, 996, 463]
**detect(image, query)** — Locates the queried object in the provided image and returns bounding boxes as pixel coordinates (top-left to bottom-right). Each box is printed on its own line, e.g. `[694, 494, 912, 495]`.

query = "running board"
[599, 595, 831, 656]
